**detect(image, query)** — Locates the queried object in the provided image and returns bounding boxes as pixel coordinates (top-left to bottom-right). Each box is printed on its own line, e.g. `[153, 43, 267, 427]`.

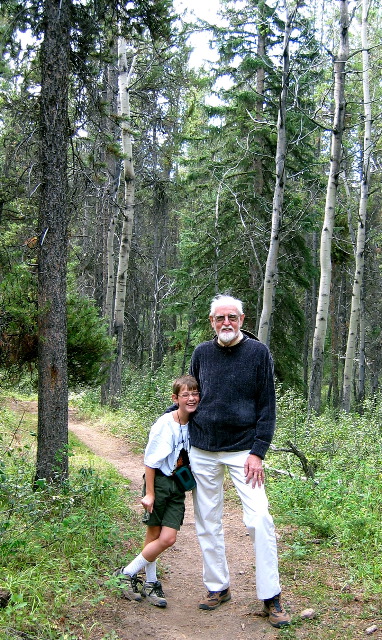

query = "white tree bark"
[358, 291, 366, 404]
[103, 47, 120, 333]
[104, 213, 116, 332]
[108, 37, 136, 403]
[308, 0, 349, 413]
[258, 1, 297, 345]
[342, 0, 372, 412]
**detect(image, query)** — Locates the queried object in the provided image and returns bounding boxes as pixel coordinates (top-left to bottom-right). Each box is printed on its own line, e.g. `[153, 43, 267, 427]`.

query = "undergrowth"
[242, 387, 382, 594]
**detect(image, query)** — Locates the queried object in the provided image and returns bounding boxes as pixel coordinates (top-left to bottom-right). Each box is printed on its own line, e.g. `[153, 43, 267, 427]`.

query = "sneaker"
[263, 593, 290, 628]
[199, 587, 231, 610]
[142, 580, 167, 608]
[113, 568, 143, 601]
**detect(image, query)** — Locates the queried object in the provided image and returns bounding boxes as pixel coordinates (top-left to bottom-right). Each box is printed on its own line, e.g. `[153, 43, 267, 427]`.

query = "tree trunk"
[303, 230, 318, 397]
[149, 179, 170, 371]
[96, 44, 121, 321]
[308, 0, 349, 413]
[106, 38, 136, 405]
[35, 0, 71, 484]
[330, 263, 340, 409]
[357, 287, 366, 408]
[253, 9, 266, 195]
[258, 1, 297, 345]
[342, 0, 371, 412]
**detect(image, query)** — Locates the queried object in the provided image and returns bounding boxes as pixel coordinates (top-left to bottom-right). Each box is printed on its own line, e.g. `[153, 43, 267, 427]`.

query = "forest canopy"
[0, 0, 381, 413]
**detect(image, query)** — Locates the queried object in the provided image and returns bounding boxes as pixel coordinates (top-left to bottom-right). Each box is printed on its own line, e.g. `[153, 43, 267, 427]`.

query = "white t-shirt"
[144, 412, 190, 477]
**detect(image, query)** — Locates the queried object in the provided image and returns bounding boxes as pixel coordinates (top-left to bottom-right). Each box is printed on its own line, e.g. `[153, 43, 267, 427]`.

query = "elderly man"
[189, 294, 290, 628]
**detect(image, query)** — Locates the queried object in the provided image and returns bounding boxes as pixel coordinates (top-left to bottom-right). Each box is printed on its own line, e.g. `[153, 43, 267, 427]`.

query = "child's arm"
[141, 465, 156, 513]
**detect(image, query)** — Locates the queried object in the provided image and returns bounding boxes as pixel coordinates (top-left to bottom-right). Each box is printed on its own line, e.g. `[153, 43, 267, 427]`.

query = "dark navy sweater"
[189, 334, 276, 460]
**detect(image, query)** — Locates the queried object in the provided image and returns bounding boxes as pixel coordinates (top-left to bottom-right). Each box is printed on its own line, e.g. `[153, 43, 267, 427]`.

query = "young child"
[114, 375, 199, 608]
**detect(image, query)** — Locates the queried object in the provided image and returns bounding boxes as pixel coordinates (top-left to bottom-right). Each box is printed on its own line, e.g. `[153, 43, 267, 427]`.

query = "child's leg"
[141, 526, 177, 608]
[122, 525, 177, 575]
[144, 525, 161, 546]
[122, 525, 160, 576]
[142, 526, 178, 562]
[143, 525, 161, 582]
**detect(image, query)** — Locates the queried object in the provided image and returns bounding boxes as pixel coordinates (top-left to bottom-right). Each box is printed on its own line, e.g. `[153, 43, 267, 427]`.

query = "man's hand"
[244, 454, 264, 488]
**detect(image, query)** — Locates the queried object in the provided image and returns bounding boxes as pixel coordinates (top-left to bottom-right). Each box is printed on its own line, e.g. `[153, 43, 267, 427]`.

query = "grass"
[0, 399, 145, 640]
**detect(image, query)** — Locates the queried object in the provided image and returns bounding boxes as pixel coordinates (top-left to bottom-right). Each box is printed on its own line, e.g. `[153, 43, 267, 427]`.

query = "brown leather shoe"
[263, 593, 290, 627]
[199, 587, 231, 610]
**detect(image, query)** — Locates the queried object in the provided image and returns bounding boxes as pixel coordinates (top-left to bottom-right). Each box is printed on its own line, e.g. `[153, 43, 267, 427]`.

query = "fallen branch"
[286, 440, 316, 479]
[269, 441, 318, 481]
[264, 463, 304, 479]
[264, 463, 319, 485]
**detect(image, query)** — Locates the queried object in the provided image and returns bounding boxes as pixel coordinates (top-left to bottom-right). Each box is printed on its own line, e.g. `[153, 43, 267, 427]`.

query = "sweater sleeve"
[249, 347, 276, 459]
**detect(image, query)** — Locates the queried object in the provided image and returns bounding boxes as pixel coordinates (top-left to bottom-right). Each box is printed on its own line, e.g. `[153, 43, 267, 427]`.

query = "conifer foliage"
[1, 0, 382, 446]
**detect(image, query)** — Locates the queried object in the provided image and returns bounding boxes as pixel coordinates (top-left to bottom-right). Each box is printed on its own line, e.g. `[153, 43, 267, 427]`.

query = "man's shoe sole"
[199, 593, 231, 610]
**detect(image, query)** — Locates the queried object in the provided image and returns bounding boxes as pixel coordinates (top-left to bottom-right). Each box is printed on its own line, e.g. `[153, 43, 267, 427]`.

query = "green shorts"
[142, 473, 186, 530]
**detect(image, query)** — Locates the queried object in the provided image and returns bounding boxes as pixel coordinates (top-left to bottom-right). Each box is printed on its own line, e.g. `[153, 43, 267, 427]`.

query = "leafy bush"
[0, 264, 114, 388]
[66, 293, 115, 387]
[266, 387, 382, 589]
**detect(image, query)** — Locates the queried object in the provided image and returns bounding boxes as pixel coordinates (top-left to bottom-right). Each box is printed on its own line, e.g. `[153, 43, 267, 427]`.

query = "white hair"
[209, 294, 244, 316]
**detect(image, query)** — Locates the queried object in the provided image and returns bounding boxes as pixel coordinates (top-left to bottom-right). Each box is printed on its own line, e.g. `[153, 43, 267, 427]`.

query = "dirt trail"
[67, 409, 283, 640]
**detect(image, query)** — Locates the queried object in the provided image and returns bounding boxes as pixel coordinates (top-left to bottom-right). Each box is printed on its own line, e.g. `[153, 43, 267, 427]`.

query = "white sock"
[145, 561, 157, 583]
[122, 552, 149, 576]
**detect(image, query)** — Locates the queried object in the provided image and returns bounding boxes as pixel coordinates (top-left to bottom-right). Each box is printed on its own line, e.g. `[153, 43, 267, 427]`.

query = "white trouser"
[190, 447, 281, 600]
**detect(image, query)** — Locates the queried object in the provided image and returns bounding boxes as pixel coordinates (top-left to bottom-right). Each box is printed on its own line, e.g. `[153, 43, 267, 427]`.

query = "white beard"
[218, 329, 237, 344]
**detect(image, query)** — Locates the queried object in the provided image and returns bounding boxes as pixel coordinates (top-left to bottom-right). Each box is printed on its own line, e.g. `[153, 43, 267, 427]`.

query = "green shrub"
[266, 388, 382, 589]
[0, 264, 114, 388]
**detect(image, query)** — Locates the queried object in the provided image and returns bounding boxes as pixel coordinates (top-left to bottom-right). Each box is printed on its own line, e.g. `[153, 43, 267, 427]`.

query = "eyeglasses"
[178, 391, 200, 398]
[214, 314, 240, 323]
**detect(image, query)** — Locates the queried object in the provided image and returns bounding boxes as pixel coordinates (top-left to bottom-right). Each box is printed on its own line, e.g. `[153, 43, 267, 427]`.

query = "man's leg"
[190, 447, 230, 592]
[225, 450, 281, 600]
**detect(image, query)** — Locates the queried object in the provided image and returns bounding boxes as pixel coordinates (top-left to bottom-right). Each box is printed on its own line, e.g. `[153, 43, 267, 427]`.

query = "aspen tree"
[308, 0, 349, 413]
[342, 0, 372, 412]
[258, 0, 299, 345]
[106, 37, 136, 404]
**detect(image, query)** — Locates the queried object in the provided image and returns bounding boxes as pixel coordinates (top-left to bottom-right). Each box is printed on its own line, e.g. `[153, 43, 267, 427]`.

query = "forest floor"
[9, 401, 382, 640]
